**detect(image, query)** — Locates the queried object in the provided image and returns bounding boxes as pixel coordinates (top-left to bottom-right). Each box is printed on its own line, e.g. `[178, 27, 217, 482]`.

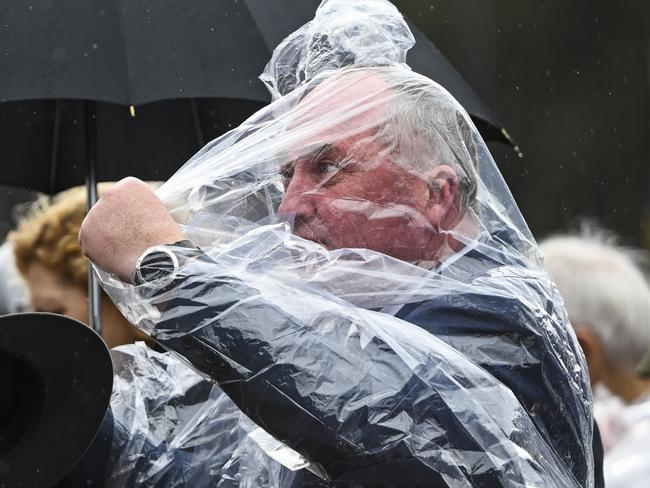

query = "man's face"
[277, 71, 450, 262]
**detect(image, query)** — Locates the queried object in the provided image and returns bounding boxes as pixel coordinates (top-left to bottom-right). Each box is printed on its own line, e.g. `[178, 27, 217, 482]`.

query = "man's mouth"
[293, 219, 332, 249]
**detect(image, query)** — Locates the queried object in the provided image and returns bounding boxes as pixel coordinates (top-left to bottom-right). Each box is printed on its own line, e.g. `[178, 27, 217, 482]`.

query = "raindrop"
[92, 43, 98, 50]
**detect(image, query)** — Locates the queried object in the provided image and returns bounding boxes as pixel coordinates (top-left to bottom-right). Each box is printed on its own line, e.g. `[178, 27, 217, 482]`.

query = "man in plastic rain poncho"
[78, 1, 598, 486]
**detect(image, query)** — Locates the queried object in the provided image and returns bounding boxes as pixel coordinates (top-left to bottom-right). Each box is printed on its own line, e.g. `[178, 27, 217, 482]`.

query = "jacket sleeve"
[147, 252, 579, 487]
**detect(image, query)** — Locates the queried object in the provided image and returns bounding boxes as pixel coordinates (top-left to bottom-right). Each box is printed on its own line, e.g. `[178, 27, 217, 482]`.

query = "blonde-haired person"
[9, 184, 150, 348]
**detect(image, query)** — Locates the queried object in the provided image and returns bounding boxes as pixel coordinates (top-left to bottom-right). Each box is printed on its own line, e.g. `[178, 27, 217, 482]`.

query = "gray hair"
[377, 67, 479, 213]
[540, 226, 650, 368]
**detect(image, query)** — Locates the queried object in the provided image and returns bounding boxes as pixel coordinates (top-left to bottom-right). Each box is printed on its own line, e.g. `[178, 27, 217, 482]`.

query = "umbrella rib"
[113, 0, 133, 104]
[240, 0, 277, 58]
[189, 98, 205, 149]
[48, 99, 62, 194]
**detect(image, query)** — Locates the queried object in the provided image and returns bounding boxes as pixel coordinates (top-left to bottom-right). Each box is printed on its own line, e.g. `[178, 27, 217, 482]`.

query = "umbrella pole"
[84, 100, 102, 336]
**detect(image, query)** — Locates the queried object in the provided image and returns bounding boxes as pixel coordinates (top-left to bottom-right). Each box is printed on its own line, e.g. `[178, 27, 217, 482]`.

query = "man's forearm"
[148, 254, 563, 486]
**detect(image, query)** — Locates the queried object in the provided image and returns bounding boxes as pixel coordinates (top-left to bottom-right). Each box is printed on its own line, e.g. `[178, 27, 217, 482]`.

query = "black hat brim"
[0, 313, 113, 486]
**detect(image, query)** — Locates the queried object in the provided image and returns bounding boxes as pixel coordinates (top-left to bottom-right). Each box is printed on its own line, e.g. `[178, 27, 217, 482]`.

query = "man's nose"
[278, 170, 317, 216]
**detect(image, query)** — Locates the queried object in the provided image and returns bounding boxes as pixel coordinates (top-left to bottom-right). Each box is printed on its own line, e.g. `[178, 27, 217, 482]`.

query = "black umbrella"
[0, 0, 512, 152]
[0, 0, 514, 332]
[0, 97, 266, 194]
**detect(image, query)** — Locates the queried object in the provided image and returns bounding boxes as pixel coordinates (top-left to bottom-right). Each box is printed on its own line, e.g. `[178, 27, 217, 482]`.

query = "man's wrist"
[130, 240, 203, 288]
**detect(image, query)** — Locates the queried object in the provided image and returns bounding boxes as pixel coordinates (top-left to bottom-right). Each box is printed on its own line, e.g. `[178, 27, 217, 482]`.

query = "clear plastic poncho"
[97, 1, 594, 486]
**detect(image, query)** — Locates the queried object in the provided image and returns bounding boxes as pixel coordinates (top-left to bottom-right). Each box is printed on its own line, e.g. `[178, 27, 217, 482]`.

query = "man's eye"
[317, 161, 340, 174]
[280, 166, 294, 181]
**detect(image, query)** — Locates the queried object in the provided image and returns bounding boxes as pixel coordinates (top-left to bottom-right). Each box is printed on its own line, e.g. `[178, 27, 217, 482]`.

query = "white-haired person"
[541, 228, 650, 488]
[0, 241, 30, 315]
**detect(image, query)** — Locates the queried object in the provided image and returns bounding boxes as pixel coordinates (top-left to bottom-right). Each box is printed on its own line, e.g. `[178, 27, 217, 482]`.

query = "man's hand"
[79, 177, 186, 283]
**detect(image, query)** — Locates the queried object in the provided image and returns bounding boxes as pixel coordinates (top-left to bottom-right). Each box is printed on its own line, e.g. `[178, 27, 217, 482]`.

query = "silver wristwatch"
[130, 240, 200, 287]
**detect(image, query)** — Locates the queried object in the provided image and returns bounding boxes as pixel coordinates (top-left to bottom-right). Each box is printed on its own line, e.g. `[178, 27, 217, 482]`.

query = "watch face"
[138, 250, 176, 283]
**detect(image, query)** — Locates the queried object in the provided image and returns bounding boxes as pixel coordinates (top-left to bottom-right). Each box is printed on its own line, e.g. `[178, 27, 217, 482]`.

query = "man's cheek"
[318, 211, 365, 246]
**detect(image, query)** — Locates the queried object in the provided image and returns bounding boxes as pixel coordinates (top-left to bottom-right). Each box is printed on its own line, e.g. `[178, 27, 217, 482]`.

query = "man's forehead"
[284, 69, 393, 154]
[293, 69, 393, 127]
[302, 69, 392, 105]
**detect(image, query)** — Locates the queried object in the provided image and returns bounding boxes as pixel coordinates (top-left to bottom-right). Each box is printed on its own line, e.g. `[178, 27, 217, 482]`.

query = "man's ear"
[574, 324, 606, 385]
[424, 165, 460, 228]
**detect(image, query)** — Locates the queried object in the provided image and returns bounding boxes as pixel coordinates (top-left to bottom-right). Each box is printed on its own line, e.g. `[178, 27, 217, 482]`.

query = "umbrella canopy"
[0, 0, 512, 148]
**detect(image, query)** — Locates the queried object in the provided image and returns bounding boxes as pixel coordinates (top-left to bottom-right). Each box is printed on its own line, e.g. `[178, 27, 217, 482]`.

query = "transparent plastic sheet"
[96, 0, 594, 486]
[108, 343, 304, 488]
